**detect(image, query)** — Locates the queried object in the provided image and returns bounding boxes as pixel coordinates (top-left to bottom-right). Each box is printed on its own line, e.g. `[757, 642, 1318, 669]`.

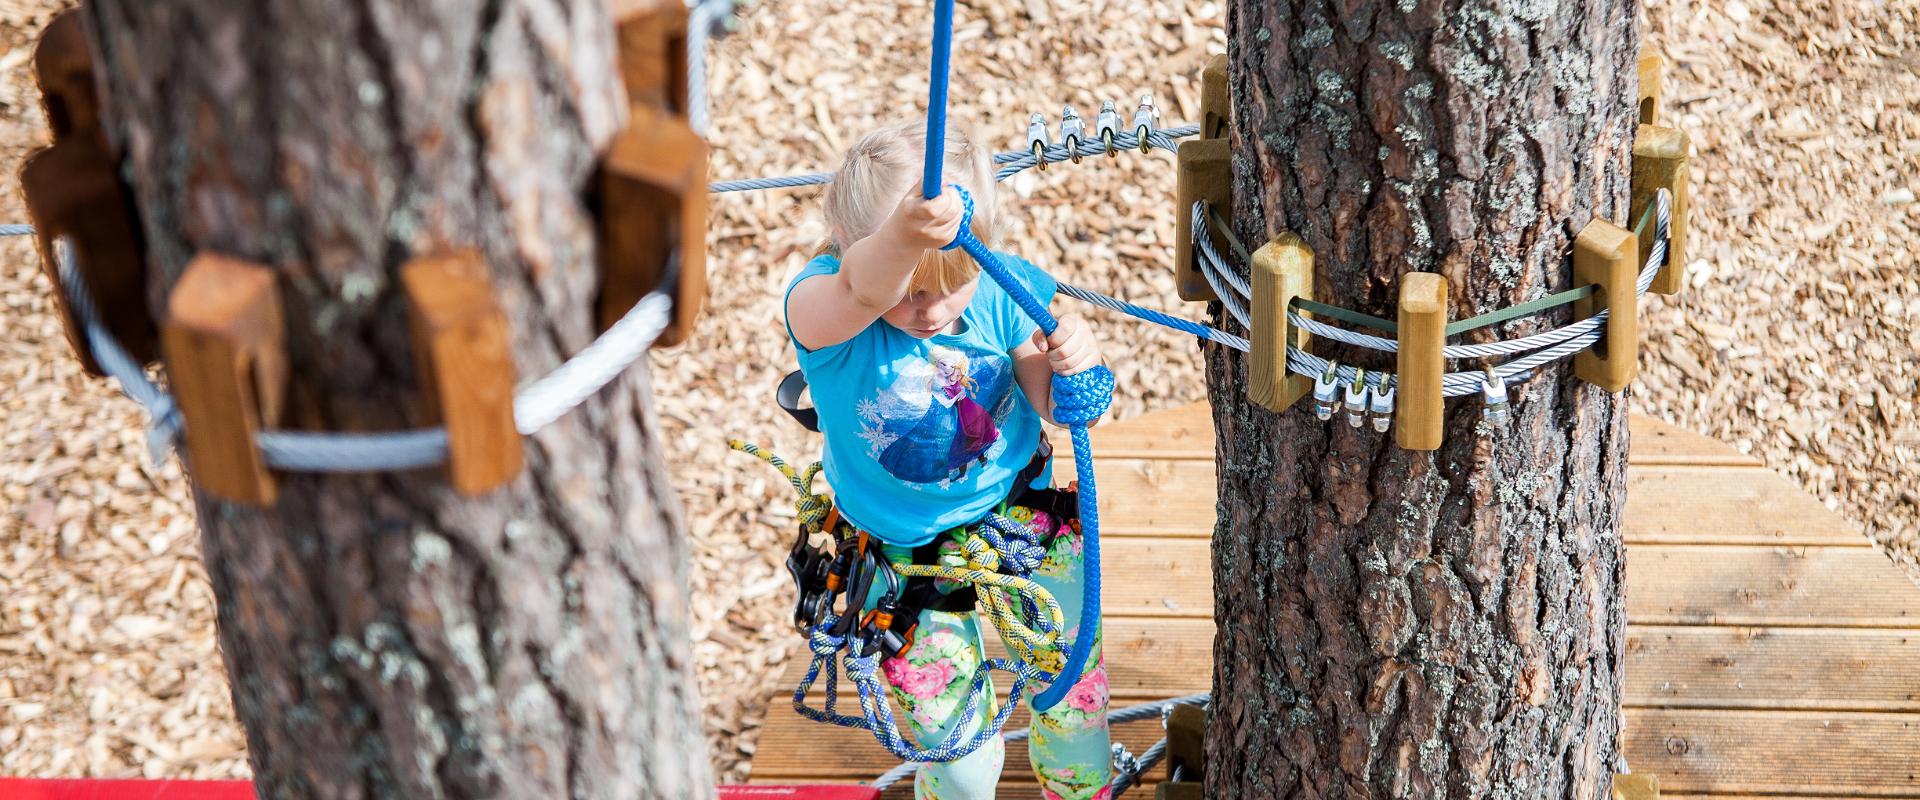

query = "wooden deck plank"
[1628, 545, 1920, 628]
[751, 712, 1168, 781]
[779, 620, 1920, 712]
[1624, 415, 1765, 466]
[1627, 709, 1920, 796]
[759, 778, 1164, 800]
[755, 402, 1920, 796]
[1065, 456, 1864, 546]
[1624, 626, 1920, 711]
[960, 540, 1920, 626]
[755, 708, 1920, 796]
[1061, 405, 1763, 467]
[1617, 466, 1863, 546]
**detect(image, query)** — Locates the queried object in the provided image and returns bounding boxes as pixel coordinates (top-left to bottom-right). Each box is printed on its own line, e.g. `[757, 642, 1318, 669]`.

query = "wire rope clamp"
[1249, 234, 1314, 411]
[162, 254, 288, 506]
[1311, 360, 1341, 421]
[402, 252, 524, 496]
[613, 0, 691, 114]
[598, 103, 710, 346]
[1396, 273, 1448, 451]
[1174, 137, 1229, 303]
[1096, 100, 1123, 157]
[1132, 94, 1158, 153]
[20, 8, 156, 376]
[1026, 112, 1052, 171]
[1059, 105, 1086, 164]
[1343, 368, 1371, 428]
[1480, 367, 1511, 422]
[1369, 377, 1396, 432]
[1632, 124, 1689, 295]
[1573, 219, 1640, 392]
[1200, 53, 1229, 139]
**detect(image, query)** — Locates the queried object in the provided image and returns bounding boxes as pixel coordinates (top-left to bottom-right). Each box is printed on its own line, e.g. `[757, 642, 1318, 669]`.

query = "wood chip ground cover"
[1, 0, 1915, 784]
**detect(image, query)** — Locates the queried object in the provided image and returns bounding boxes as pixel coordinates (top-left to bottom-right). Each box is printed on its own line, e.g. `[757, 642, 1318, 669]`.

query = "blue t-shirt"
[784, 252, 1058, 547]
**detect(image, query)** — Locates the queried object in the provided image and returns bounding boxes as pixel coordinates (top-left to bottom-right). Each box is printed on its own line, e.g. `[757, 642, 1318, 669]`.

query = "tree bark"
[83, 1, 712, 797]
[1207, 0, 1638, 797]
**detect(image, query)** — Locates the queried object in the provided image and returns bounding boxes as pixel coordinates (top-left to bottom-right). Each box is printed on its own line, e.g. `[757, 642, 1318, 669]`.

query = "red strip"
[0, 780, 878, 800]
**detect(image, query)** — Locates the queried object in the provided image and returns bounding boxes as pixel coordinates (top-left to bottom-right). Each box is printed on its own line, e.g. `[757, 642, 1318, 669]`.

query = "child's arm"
[1014, 313, 1104, 428]
[787, 187, 966, 351]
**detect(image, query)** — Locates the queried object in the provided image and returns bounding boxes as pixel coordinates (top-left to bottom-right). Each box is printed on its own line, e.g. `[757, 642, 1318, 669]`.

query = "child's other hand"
[1041, 314, 1102, 377]
[881, 186, 966, 251]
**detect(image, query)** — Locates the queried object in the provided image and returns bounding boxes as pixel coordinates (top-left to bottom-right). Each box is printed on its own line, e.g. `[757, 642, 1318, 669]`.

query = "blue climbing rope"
[921, 2, 1110, 713]
[923, 0, 957, 198]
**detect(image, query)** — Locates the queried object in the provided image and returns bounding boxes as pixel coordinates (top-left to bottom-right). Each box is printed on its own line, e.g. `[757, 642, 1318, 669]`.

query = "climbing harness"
[730, 435, 1081, 762]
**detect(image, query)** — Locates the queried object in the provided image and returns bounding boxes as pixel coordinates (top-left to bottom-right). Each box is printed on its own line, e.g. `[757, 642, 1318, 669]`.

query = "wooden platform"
[750, 404, 1920, 798]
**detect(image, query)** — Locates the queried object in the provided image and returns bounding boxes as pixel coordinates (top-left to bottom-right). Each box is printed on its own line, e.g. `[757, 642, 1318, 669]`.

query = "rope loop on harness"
[973, 513, 1047, 577]
[729, 439, 833, 532]
[893, 520, 1067, 674]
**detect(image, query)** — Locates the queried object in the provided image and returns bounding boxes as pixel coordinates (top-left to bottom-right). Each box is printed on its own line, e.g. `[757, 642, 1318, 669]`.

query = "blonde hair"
[821, 120, 996, 294]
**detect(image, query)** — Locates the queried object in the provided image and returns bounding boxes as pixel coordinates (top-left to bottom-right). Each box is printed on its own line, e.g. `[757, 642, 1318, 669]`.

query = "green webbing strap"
[1207, 208, 1253, 266]
[1444, 285, 1596, 335]
[1256, 202, 1659, 339]
[1293, 298, 1397, 333]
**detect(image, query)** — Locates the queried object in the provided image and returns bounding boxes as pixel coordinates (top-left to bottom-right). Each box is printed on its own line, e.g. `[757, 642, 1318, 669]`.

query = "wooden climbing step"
[748, 403, 1920, 798]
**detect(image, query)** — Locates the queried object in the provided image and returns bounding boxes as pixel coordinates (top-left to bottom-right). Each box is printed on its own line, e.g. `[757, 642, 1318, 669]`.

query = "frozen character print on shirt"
[867, 345, 1016, 485]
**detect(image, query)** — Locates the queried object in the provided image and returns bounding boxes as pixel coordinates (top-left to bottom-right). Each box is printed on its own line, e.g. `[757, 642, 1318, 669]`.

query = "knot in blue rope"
[939, 183, 972, 251]
[845, 651, 883, 681]
[1050, 364, 1115, 426]
[975, 514, 1046, 577]
[808, 619, 848, 657]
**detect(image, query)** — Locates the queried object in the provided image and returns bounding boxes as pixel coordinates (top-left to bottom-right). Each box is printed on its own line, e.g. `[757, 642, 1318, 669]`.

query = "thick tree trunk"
[1206, 1, 1638, 797]
[83, 2, 712, 798]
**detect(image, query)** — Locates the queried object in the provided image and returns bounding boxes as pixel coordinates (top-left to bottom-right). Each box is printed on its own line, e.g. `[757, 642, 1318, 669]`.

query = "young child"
[784, 119, 1113, 800]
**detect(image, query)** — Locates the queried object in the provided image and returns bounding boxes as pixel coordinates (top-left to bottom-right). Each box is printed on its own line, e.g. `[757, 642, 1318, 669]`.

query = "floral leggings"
[875, 504, 1112, 800]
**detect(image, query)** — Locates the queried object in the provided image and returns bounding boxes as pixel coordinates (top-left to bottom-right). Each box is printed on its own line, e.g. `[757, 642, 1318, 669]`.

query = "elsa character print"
[877, 346, 1005, 483]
